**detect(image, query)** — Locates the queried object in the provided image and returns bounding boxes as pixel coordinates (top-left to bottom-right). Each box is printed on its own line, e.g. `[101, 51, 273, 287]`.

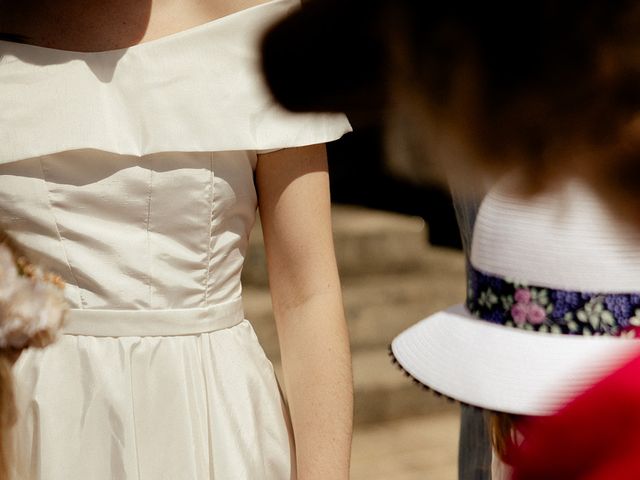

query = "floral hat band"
[466, 265, 640, 338]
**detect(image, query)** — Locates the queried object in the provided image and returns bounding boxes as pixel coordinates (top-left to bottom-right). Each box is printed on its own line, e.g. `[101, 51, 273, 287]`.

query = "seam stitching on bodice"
[204, 153, 215, 305]
[145, 165, 153, 306]
[38, 157, 85, 307]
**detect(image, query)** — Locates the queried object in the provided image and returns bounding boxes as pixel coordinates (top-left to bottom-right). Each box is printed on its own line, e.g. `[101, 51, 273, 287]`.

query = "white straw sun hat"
[391, 175, 640, 416]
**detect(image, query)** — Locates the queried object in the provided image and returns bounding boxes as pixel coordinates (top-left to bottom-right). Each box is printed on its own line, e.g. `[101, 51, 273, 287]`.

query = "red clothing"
[509, 353, 640, 480]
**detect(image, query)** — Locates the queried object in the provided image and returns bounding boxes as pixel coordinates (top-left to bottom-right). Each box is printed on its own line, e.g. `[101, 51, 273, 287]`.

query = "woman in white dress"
[0, 0, 353, 478]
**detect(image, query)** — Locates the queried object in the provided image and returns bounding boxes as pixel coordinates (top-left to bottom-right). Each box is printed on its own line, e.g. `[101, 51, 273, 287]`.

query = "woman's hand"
[256, 144, 353, 480]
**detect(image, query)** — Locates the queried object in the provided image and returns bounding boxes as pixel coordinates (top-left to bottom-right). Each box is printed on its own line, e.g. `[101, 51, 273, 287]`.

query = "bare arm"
[256, 144, 353, 479]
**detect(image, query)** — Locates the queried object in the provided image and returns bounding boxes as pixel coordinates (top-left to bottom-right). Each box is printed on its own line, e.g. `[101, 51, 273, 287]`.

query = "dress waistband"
[63, 298, 245, 337]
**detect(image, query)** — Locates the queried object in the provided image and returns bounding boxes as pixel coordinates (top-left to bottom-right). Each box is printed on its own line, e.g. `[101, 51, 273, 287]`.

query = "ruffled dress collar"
[0, 0, 351, 164]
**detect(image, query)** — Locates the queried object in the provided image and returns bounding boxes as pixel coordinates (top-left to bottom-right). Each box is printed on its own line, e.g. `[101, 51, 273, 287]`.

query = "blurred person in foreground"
[261, 1, 640, 479]
[263, 0, 640, 224]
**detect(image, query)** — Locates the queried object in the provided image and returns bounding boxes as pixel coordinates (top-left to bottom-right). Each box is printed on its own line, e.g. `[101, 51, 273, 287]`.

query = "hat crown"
[471, 178, 640, 293]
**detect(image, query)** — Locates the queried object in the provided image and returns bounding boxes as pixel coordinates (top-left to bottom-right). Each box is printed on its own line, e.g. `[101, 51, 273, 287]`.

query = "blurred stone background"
[244, 126, 465, 479]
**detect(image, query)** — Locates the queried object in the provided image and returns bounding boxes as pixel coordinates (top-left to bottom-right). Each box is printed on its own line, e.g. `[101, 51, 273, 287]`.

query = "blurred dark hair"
[262, 0, 388, 122]
[263, 0, 640, 220]
[390, 1, 640, 192]
[0, 33, 28, 43]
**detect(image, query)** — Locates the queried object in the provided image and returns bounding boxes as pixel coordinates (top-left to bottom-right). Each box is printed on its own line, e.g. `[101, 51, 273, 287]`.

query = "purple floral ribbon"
[466, 266, 640, 337]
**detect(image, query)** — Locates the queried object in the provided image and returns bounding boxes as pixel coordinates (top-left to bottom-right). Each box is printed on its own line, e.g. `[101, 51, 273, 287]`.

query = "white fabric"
[472, 177, 640, 292]
[0, 0, 351, 478]
[63, 298, 245, 337]
[0, 0, 351, 162]
[392, 305, 640, 415]
[14, 321, 295, 480]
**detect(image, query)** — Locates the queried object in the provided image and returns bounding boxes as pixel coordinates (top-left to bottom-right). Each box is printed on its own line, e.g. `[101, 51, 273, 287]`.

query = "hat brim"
[391, 304, 640, 415]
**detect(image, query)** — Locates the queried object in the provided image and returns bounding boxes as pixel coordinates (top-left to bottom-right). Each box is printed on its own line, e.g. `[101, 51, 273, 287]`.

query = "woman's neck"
[0, 0, 152, 51]
[0, 0, 272, 52]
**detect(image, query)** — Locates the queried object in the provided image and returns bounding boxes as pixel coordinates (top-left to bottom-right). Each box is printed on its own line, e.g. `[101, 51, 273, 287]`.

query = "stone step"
[351, 411, 460, 480]
[242, 205, 433, 286]
[272, 346, 459, 426]
[244, 247, 466, 359]
[352, 347, 460, 424]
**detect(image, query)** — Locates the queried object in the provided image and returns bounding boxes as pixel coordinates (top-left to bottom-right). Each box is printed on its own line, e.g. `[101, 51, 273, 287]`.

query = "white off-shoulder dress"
[0, 1, 351, 478]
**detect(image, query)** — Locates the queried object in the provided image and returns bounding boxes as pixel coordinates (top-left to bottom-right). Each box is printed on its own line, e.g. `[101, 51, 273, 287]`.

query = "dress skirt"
[11, 300, 295, 480]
